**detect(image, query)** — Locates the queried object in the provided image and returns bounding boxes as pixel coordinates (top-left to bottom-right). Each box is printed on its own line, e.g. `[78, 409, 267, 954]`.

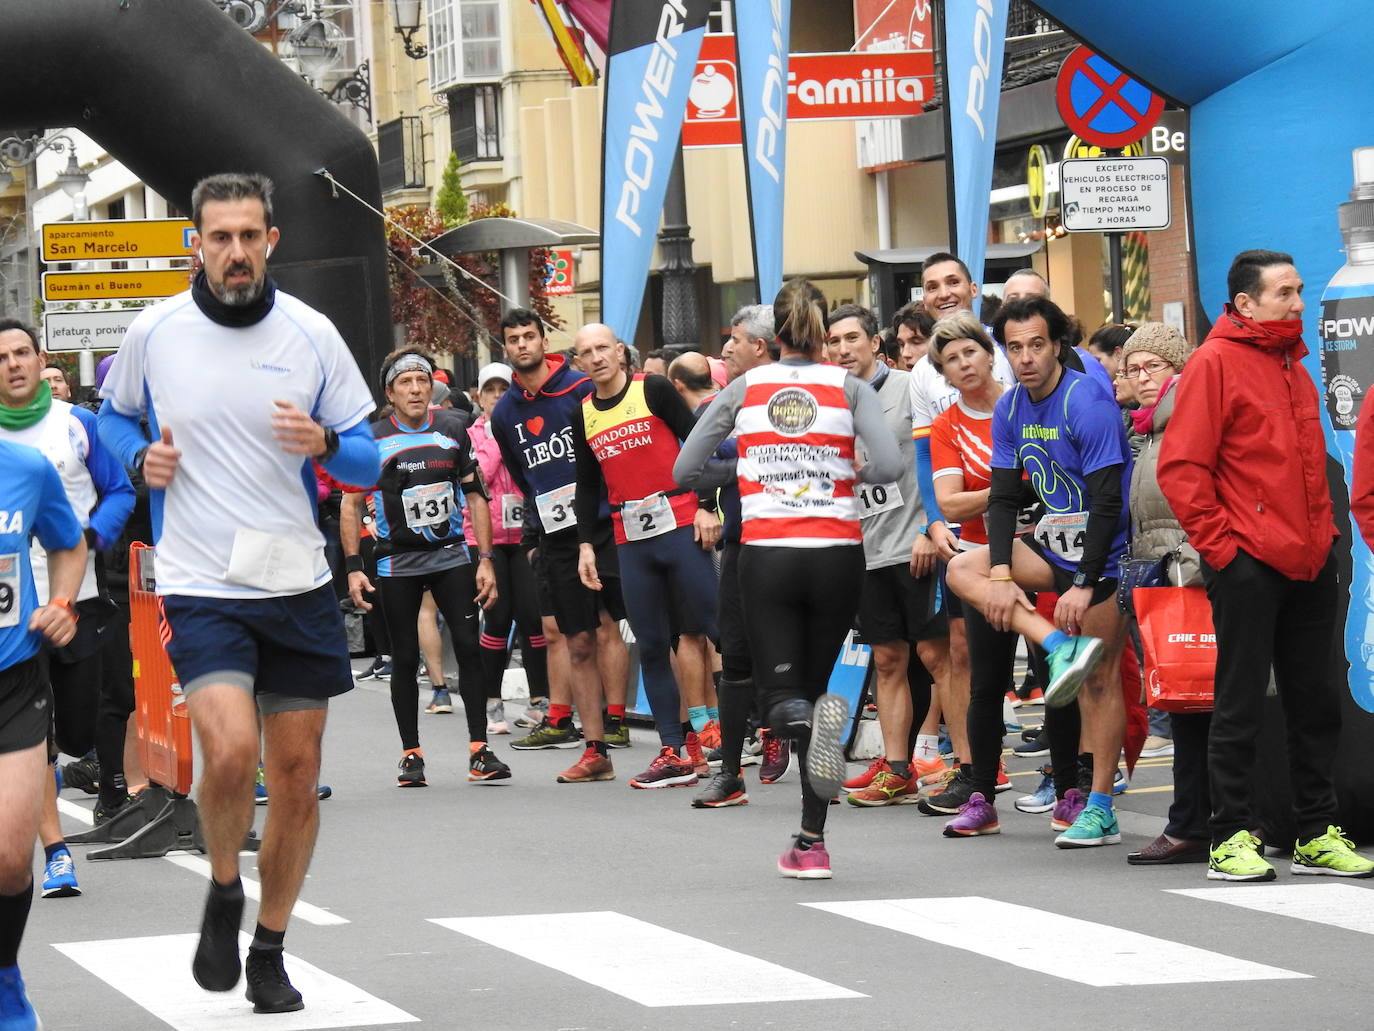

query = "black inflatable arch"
[2, 0, 391, 380]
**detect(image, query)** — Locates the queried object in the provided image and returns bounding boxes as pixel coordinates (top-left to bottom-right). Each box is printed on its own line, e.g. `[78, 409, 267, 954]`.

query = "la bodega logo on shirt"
[251, 359, 293, 376]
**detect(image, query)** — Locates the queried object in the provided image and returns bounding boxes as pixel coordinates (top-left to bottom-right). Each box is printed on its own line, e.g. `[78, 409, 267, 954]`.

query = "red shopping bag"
[1134, 586, 1216, 713]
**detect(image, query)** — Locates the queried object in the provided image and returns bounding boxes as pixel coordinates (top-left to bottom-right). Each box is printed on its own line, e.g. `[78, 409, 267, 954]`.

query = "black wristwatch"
[318, 425, 341, 463]
[1071, 570, 1091, 590]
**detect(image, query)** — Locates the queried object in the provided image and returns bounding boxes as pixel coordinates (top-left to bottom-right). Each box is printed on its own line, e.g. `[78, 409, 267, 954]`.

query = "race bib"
[535, 482, 577, 531]
[1035, 511, 1088, 563]
[621, 493, 676, 542]
[0, 552, 18, 629]
[401, 481, 455, 531]
[500, 494, 527, 528]
[225, 528, 320, 594]
[856, 481, 902, 518]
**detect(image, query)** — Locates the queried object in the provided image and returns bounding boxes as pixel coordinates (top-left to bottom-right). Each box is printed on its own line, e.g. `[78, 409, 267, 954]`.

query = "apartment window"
[378, 117, 426, 193]
[428, 0, 502, 93]
[448, 84, 501, 163]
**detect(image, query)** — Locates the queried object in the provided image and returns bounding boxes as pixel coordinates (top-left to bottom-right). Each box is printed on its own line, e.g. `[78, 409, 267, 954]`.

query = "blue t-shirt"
[0, 440, 84, 672]
[992, 367, 1132, 576]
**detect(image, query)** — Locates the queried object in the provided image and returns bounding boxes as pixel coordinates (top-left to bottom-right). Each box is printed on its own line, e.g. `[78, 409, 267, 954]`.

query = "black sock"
[250, 923, 285, 953]
[681, 720, 694, 740]
[590, 740, 609, 756]
[0, 880, 33, 968]
[43, 841, 68, 862]
[554, 716, 574, 729]
[888, 759, 910, 779]
[795, 830, 824, 851]
[211, 876, 244, 900]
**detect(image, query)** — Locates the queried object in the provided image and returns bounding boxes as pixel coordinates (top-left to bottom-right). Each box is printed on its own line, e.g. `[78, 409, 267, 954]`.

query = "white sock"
[914, 734, 939, 760]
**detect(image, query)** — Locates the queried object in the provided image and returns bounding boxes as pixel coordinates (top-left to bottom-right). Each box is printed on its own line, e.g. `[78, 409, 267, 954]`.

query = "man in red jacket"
[1159, 249, 1372, 882]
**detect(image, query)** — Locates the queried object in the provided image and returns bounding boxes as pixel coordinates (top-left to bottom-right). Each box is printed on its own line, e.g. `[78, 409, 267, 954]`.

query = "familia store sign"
[682, 34, 934, 148]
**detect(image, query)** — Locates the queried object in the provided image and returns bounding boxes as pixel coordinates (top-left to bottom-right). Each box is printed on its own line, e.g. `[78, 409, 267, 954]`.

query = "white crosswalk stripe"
[52, 933, 417, 1030]
[431, 911, 866, 1006]
[1169, 883, 1374, 934]
[803, 897, 1309, 986]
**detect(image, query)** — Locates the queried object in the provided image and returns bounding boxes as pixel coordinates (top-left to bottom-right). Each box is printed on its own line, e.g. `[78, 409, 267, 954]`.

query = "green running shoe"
[510, 717, 582, 750]
[1208, 830, 1275, 881]
[1292, 826, 1374, 877]
[1054, 804, 1121, 848]
[604, 719, 631, 749]
[1044, 636, 1105, 708]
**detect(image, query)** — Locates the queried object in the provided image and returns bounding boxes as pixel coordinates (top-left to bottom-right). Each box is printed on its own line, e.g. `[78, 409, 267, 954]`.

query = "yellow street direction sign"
[42, 218, 195, 262]
[42, 269, 191, 301]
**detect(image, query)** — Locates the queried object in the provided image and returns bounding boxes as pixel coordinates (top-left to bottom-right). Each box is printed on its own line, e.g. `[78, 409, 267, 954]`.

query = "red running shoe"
[629, 746, 698, 789]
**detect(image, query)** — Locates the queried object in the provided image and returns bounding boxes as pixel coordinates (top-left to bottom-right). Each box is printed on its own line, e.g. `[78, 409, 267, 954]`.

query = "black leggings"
[479, 544, 548, 701]
[379, 564, 483, 748]
[95, 597, 137, 807]
[361, 536, 391, 655]
[740, 544, 864, 836]
[964, 607, 1018, 798]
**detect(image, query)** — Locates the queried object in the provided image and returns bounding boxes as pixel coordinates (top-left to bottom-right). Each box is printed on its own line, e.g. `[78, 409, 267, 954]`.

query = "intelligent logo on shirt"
[1022, 424, 1060, 441]
[250, 359, 293, 376]
[767, 388, 818, 436]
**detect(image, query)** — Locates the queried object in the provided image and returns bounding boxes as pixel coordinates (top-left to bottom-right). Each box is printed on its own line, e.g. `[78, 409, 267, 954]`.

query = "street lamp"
[287, 13, 345, 82]
[391, 0, 428, 59]
[0, 133, 89, 197]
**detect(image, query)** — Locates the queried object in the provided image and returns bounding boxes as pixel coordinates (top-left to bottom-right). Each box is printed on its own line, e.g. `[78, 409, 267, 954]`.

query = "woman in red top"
[927, 313, 1017, 834]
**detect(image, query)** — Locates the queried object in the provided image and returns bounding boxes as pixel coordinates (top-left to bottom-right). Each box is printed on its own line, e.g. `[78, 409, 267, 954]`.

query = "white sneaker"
[1139, 735, 1174, 758]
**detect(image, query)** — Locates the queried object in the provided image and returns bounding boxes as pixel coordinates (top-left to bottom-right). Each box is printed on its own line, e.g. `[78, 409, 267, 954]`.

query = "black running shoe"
[62, 752, 101, 795]
[397, 750, 427, 787]
[468, 746, 512, 782]
[692, 771, 749, 808]
[192, 881, 245, 991]
[916, 768, 977, 815]
[767, 698, 814, 741]
[804, 695, 849, 803]
[244, 948, 304, 1013]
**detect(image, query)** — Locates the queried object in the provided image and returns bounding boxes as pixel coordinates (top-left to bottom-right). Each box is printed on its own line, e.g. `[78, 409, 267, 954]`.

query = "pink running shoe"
[1050, 787, 1087, 832]
[942, 792, 1001, 837]
[778, 840, 832, 879]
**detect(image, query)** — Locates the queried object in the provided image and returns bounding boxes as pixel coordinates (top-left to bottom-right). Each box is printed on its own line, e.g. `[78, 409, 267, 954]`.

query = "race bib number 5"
[1035, 511, 1088, 563]
[402, 482, 455, 530]
[621, 493, 676, 542]
[0, 552, 18, 629]
[535, 482, 577, 531]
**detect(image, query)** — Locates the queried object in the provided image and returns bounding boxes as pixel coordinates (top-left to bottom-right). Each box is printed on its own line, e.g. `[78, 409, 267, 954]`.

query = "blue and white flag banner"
[734, 0, 791, 304]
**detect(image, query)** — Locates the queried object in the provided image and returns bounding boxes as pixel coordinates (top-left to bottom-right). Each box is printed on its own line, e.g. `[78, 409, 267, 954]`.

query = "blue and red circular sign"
[1055, 46, 1164, 149]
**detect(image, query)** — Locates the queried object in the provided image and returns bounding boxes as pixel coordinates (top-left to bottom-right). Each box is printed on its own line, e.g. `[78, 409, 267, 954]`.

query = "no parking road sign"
[1056, 46, 1164, 150]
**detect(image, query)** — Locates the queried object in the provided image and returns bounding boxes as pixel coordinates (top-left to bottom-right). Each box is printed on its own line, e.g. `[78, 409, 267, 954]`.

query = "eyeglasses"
[1119, 359, 1172, 380]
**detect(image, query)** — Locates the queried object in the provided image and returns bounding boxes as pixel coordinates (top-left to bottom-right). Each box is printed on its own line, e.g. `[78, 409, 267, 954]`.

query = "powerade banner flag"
[942, 0, 1008, 285]
[600, 0, 711, 343]
[734, 0, 791, 303]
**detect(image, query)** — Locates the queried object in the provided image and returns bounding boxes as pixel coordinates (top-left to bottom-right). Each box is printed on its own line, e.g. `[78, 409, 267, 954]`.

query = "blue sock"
[707, 705, 719, 722]
[1043, 630, 1070, 653]
[43, 842, 68, 862]
[1087, 791, 1113, 811]
[687, 706, 710, 733]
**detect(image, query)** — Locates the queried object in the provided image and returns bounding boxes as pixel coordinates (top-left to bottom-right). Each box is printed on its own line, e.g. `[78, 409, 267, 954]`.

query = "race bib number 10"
[857, 481, 902, 518]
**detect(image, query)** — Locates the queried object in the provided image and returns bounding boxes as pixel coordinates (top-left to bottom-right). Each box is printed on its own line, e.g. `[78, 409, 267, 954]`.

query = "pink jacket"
[464, 415, 526, 546]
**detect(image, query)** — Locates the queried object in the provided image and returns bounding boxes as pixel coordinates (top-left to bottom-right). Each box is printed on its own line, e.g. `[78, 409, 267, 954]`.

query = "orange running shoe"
[556, 747, 616, 783]
[684, 731, 710, 776]
[912, 755, 948, 787]
[994, 758, 1012, 793]
[844, 756, 890, 791]
[847, 769, 919, 807]
[698, 719, 722, 751]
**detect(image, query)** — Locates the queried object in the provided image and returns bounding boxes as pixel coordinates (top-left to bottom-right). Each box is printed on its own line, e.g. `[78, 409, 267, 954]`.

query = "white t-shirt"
[102, 290, 373, 599]
[908, 347, 1016, 434]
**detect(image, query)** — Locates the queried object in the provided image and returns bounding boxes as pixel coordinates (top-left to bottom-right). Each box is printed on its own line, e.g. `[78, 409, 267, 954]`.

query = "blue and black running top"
[369, 408, 480, 577]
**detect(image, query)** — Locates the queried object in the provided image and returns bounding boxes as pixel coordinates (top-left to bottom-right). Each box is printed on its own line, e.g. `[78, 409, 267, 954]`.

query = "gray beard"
[209, 275, 265, 306]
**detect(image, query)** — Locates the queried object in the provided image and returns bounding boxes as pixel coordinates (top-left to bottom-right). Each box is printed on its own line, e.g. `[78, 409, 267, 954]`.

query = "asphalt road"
[20, 673, 1374, 1031]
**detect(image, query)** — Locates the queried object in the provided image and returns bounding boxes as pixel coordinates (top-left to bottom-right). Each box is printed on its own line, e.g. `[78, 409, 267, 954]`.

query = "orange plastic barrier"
[128, 542, 194, 795]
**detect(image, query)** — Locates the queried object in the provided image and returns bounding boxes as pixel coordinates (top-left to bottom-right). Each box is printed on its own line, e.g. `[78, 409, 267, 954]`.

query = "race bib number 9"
[535, 482, 577, 531]
[501, 494, 526, 529]
[856, 481, 902, 518]
[1035, 511, 1088, 563]
[621, 493, 676, 542]
[0, 552, 18, 629]
[402, 482, 455, 530]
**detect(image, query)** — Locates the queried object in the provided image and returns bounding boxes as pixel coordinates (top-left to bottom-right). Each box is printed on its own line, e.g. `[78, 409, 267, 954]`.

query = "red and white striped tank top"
[736, 362, 861, 547]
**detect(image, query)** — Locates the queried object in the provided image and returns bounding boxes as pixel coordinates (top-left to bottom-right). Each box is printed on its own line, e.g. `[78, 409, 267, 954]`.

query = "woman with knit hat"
[1120, 322, 1210, 865]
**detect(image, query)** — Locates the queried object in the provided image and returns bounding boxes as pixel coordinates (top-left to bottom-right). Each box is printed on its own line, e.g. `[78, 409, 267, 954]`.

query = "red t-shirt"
[930, 399, 995, 546]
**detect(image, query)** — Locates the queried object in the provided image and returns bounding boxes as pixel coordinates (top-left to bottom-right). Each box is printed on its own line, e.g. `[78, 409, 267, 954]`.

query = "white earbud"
[265, 244, 273, 259]
[197, 248, 204, 262]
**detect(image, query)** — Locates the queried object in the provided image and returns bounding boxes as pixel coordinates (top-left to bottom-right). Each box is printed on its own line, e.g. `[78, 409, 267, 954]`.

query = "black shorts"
[0, 654, 53, 755]
[161, 584, 352, 712]
[855, 562, 948, 646]
[1020, 535, 1119, 607]
[534, 525, 627, 636]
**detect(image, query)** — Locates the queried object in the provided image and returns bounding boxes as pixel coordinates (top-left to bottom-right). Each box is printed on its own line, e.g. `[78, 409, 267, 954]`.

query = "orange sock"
[404, 747, 423, 758]
[469, 741, 486, 755]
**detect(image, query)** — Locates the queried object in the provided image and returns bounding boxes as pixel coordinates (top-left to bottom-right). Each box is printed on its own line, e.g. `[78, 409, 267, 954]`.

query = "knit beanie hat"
[1121, 322, 1190, 371]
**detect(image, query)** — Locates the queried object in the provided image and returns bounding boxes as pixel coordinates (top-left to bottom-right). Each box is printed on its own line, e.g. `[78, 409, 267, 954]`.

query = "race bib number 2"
[621, 493, 676, 542]
[0, 552, 18, 629]
[1035, 511, 1088, 563]
[535, 482, 577, 531]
